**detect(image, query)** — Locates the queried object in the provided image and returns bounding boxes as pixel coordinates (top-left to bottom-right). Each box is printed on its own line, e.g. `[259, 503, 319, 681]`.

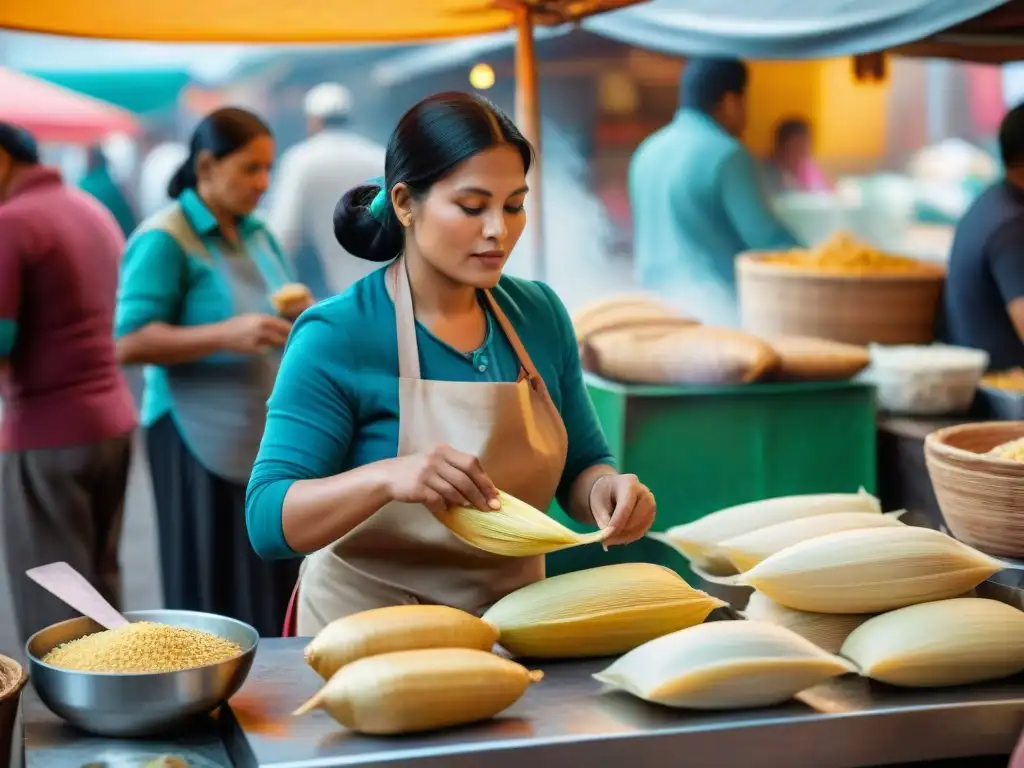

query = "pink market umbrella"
[0, 67, 140, 144]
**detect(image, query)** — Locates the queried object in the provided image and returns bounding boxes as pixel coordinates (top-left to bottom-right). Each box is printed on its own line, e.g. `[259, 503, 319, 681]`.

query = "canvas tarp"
[583, 0, 1017, 60]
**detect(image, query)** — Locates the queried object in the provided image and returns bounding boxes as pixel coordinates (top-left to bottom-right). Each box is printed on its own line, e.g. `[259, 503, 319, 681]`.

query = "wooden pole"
[513, 3, 545, 282]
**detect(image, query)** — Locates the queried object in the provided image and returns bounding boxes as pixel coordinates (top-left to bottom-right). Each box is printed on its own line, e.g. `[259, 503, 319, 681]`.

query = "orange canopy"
[0, 0, 641, 43]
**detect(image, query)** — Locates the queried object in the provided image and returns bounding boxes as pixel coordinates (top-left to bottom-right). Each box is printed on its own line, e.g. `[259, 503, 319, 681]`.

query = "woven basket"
[0, 655, 26, 768]
[736, 252, 946, 345]
[925, 421, 1024, 556]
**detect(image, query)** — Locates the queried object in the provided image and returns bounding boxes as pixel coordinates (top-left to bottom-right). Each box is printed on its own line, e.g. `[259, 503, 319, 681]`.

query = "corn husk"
[739, 526, 1003, 614]
[593, 621, 854, 710]
[293, 648, 542, 734]
[841, 598, 1024, 687]
[303, 605, 499, 680]
[662, 489, 882, 574]
[436, 491, 609, 557]
[482, 563, 724, 659]
[741, 591, 874, 654]
[718, 511, 906, 572]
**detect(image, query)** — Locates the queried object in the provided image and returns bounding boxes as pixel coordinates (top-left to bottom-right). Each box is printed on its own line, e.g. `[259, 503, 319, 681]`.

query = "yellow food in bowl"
[759, 232, 935, 276]
[981, 368, 1024, 392]
[42, 621, 243, 673]
[989, 437, 1024, 463]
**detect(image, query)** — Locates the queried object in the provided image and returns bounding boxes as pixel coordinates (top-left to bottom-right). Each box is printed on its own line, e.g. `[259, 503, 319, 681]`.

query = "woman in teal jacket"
[247, 92, 658, 635]
[116, 108, 310, 637]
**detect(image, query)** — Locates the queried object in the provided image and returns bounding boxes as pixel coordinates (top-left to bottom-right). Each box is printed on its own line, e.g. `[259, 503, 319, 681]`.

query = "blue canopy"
[583, 0, 1013, 60]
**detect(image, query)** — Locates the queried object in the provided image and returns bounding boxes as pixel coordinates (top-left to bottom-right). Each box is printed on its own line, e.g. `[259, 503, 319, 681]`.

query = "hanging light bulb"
[469, 63, 496, 91]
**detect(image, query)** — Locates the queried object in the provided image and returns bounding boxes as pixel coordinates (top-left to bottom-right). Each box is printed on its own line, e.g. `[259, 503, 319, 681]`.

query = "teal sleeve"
[246, 305, 358, 559]
[719, 149, 801, 251]
[115, 230, 186, 338]
[534, 282, 617, 510]
[0, 319, 15, 357]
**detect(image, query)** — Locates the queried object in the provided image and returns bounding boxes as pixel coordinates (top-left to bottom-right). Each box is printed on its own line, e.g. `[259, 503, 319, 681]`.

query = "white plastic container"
[858, 344, 990, 415]
[773, 192, 853, 247]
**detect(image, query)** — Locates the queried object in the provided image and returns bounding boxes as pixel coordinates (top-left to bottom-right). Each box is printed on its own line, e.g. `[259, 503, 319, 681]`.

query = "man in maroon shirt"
[0, 123, 137, 644]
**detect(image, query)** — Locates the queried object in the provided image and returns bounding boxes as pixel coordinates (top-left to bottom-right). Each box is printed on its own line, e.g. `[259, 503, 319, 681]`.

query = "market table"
[20, 684, 230, 767]
[220, 633, 1021, 767]
[18, 618, 1023, 768]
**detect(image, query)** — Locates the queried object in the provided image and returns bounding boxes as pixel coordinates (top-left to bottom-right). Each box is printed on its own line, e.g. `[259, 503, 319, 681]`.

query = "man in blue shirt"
[629, 57, 799, 325]
[945, 103, 1024, 371]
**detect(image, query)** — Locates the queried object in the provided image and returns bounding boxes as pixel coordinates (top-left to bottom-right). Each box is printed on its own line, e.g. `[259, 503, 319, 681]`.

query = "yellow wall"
[745, 58, 890, 164]
[745, 60, 820, 157]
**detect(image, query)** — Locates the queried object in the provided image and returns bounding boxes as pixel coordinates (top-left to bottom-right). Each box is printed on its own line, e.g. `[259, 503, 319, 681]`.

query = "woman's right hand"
[384, 444, 500, 515]
[218, 313, 293, 355]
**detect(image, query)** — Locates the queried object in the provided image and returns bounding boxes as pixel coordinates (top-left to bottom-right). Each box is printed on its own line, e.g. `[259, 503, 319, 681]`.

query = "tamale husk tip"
[690, 564, 746, 587]
[292, 691, 324, 717]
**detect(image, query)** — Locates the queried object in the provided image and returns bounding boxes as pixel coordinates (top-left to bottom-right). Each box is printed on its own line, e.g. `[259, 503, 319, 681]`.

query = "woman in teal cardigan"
[116, 108, 310, 637]
[247, 92, 657, 634]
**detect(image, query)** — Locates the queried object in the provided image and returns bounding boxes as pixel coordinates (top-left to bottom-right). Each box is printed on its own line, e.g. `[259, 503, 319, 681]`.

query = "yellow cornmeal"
[760, 231, 935, 275]
[42, 621, 242, 673]
[989, 437, 1024, 463]
[982, 368, 1024, 393]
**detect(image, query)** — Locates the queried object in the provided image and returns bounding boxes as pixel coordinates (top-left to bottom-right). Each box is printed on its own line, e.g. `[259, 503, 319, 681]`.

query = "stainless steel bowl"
[26, 609, 258, 737]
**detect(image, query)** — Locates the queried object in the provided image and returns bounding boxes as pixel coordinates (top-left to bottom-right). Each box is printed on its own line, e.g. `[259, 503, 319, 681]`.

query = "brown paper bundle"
[768, 335, 870, 381]
[585, 325, 779, 386]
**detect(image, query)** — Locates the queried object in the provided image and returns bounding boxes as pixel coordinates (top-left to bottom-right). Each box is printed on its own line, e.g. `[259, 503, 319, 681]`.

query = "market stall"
[8, 5, 1024, 768]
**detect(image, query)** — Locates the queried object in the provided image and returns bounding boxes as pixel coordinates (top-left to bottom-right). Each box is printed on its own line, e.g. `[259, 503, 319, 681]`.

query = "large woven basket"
[736, 252, 946, 345]
[925, 421, 1024, 556]
[0, 655, 26, 768]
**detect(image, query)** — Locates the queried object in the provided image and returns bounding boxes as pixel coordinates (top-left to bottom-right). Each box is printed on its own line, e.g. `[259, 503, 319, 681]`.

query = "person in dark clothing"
[79, 145, 138, 238]
[945, 103, 1024, 370]
[0, 123, 137, 645]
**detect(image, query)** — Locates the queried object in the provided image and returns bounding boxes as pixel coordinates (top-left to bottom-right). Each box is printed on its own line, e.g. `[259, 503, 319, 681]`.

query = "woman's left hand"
[590, 473, 656, 546]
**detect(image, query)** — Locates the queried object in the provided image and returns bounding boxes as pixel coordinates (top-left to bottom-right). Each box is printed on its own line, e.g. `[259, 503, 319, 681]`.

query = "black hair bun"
[333, 183, 403, 263]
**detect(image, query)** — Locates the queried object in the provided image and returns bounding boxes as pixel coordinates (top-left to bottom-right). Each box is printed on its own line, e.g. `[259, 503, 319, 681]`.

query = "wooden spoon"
[26, 561, 129, 630]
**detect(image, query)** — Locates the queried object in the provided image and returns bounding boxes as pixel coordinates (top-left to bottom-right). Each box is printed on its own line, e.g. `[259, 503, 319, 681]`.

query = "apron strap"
[391, 256, 542, 384]
[482, 291, 542, 383]
[393, 256, 422, 379]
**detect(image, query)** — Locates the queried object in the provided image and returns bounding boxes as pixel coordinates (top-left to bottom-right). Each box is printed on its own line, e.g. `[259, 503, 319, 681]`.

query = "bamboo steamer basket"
[736, 252, 946, 346]
[0, 655, 26, 768]
[925, 421, 1024, 557]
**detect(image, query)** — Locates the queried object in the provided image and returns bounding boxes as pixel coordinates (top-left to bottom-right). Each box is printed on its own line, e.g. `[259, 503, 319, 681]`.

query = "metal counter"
[21, 686, 231, 768]
[221, 638, 1023, 768]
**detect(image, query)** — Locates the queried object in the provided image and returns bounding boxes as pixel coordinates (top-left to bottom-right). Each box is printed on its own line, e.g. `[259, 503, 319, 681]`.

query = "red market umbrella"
[0, 67, 141, 144]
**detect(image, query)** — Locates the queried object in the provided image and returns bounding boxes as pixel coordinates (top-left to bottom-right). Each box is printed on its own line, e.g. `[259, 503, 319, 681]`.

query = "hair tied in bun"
[366, 177, 389, 223]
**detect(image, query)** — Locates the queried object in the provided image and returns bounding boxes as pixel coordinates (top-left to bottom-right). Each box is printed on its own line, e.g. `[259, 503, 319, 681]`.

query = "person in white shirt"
[138, 139, 189, 220]
[266, 83, 386, 299]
